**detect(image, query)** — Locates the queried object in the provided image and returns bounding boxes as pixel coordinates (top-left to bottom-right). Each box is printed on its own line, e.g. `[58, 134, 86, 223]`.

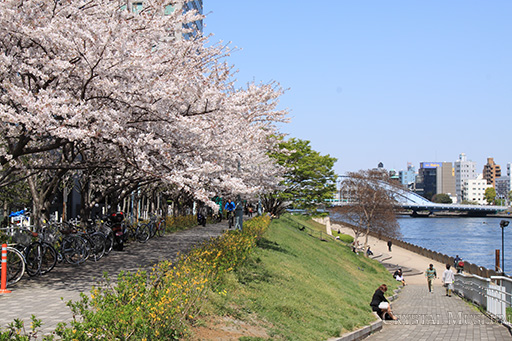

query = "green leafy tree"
[484, 187, 496, 204]
[264, 138, 337, 215]
[432, 193, 453, 204]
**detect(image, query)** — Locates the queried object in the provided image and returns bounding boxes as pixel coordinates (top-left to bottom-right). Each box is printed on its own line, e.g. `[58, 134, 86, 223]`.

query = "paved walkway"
[0, 222, 227, 335]
[5, 218, 512, 340]
[367, 284, 512, 340]
[329, 221, 512, 340]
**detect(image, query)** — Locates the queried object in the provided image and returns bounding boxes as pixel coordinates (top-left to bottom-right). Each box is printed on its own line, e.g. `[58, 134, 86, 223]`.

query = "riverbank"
[316, 218, 512, 341]
[325, 219, 447, 286]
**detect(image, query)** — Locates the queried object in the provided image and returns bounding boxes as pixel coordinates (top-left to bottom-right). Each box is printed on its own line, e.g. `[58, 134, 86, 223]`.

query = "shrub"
[52, 216, 271, 340]
[337, 234, 354, 243]
[165, 215, 197, 232]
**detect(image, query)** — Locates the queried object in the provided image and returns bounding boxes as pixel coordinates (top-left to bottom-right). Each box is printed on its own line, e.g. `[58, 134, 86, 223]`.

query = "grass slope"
[208, 215, 398, 340]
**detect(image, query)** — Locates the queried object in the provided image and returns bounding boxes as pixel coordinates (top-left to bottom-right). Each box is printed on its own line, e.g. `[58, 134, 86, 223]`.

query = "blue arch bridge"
[330, 186, 508, 217]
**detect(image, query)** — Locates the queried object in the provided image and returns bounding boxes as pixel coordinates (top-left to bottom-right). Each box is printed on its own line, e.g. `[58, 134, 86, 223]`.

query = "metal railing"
[454, 273, 511, 326]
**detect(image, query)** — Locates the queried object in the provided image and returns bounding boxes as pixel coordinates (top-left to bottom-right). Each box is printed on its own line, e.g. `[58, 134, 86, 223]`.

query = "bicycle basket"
[42, 230, 58, 244]
[13, 229, 32, 246]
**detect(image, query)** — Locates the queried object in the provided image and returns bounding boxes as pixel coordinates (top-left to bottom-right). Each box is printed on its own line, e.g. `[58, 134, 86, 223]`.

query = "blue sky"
[204, 1, 512, 175]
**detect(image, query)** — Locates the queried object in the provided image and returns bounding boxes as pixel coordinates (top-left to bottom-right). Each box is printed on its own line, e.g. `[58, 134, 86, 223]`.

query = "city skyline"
[373, 153, 510, 174]
[204, 1, 512, 175]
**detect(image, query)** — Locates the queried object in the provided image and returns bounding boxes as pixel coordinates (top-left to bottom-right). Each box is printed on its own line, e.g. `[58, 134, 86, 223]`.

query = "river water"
[398, 216, 512, 273]
[330, 210, 512, 273]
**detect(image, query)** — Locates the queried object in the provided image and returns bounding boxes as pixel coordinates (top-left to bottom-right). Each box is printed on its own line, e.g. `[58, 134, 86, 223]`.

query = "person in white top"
[442, 264, 455, 297]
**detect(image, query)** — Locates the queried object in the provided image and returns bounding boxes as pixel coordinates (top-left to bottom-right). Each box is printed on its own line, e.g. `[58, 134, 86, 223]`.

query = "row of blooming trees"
[0, 0, 288, 225]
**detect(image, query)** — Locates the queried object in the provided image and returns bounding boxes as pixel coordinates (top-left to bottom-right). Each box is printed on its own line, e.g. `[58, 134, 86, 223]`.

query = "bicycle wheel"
[89, 232, 106, 262]
[105, 233, 114, 255]
[62, 236, 88, 265]
[136, 224, 150, 243]
[40, 242, 57, 275]
[228, 213, 233, 228]
[24, 242, 43, 276]
[148, 222, 156, 238]
[6, 247, 25, 285]
[156, 220, 165, 237]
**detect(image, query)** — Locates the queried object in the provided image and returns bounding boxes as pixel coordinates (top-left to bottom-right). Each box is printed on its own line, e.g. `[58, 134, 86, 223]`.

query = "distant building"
[482, 157, 501, 187]
[495, 176, 511, 203]
[399, 163, 417, 190]
[436, 162, 456, 202]
[389, 169, 399, 181]
[454, 153, 477, 202]
[416, 162, 442, 200]
[175, 0, 203, 40]
[462, 174, 491, 205]
[126, 1, 203, 40]
[495, 162, 512, 204]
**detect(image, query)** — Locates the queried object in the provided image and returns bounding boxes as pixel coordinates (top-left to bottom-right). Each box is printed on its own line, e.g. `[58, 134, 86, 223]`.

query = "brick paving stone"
[367, 284, 512, 340]
[0, 222, 228, 336]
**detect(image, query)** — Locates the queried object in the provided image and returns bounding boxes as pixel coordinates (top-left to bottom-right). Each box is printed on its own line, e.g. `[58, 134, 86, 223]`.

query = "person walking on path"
[453, 255, 461, 267]
[369, 284, 397, 320]
[387, 240, 392, 252]
[442, 264, 455, 297]
[425, 263, 437, 293]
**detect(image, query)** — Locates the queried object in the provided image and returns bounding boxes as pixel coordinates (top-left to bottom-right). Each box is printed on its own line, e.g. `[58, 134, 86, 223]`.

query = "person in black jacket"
[370, 284, 397, 320]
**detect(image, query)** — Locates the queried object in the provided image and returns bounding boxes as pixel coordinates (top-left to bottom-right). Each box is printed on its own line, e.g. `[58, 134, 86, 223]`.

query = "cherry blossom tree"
[0, 0, 288, 221]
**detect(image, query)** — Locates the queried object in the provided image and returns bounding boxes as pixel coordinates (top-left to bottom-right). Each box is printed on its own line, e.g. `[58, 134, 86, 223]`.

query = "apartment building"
[482, 157, 501, 187]
[462, 174, 491, 205]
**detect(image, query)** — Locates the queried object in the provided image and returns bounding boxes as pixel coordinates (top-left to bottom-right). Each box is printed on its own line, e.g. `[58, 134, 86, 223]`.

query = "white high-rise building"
[454, 153, 477, 202]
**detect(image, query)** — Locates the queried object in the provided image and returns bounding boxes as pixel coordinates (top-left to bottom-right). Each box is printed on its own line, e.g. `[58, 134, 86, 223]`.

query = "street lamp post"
[500, 220, 510, 274]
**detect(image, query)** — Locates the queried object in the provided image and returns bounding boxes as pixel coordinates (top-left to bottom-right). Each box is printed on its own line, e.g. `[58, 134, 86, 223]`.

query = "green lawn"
[208, 214, 398, 340]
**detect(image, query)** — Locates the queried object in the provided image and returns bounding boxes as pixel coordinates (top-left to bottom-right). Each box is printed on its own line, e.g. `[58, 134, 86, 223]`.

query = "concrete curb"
[327, 313, 382, 341]
[327, 288, 402, 341]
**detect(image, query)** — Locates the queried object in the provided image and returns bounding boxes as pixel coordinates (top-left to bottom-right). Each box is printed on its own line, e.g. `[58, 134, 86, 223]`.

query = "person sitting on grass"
[393, 268, 406, 286]
[370, 284, 397, 320]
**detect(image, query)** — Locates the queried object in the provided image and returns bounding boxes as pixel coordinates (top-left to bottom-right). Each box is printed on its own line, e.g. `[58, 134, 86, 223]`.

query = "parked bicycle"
[126, 220, 150, 243]
[0, 228, 27, 287]
[6, 246, 25, 286]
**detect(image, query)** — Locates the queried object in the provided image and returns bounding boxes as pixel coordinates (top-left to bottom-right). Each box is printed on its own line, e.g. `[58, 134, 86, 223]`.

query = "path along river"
[330, 210, 512, 274]
[398, 216, 512, 274]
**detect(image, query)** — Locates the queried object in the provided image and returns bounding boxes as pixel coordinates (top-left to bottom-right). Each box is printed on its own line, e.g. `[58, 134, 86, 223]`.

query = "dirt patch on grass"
[190, 315, 271, 340]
